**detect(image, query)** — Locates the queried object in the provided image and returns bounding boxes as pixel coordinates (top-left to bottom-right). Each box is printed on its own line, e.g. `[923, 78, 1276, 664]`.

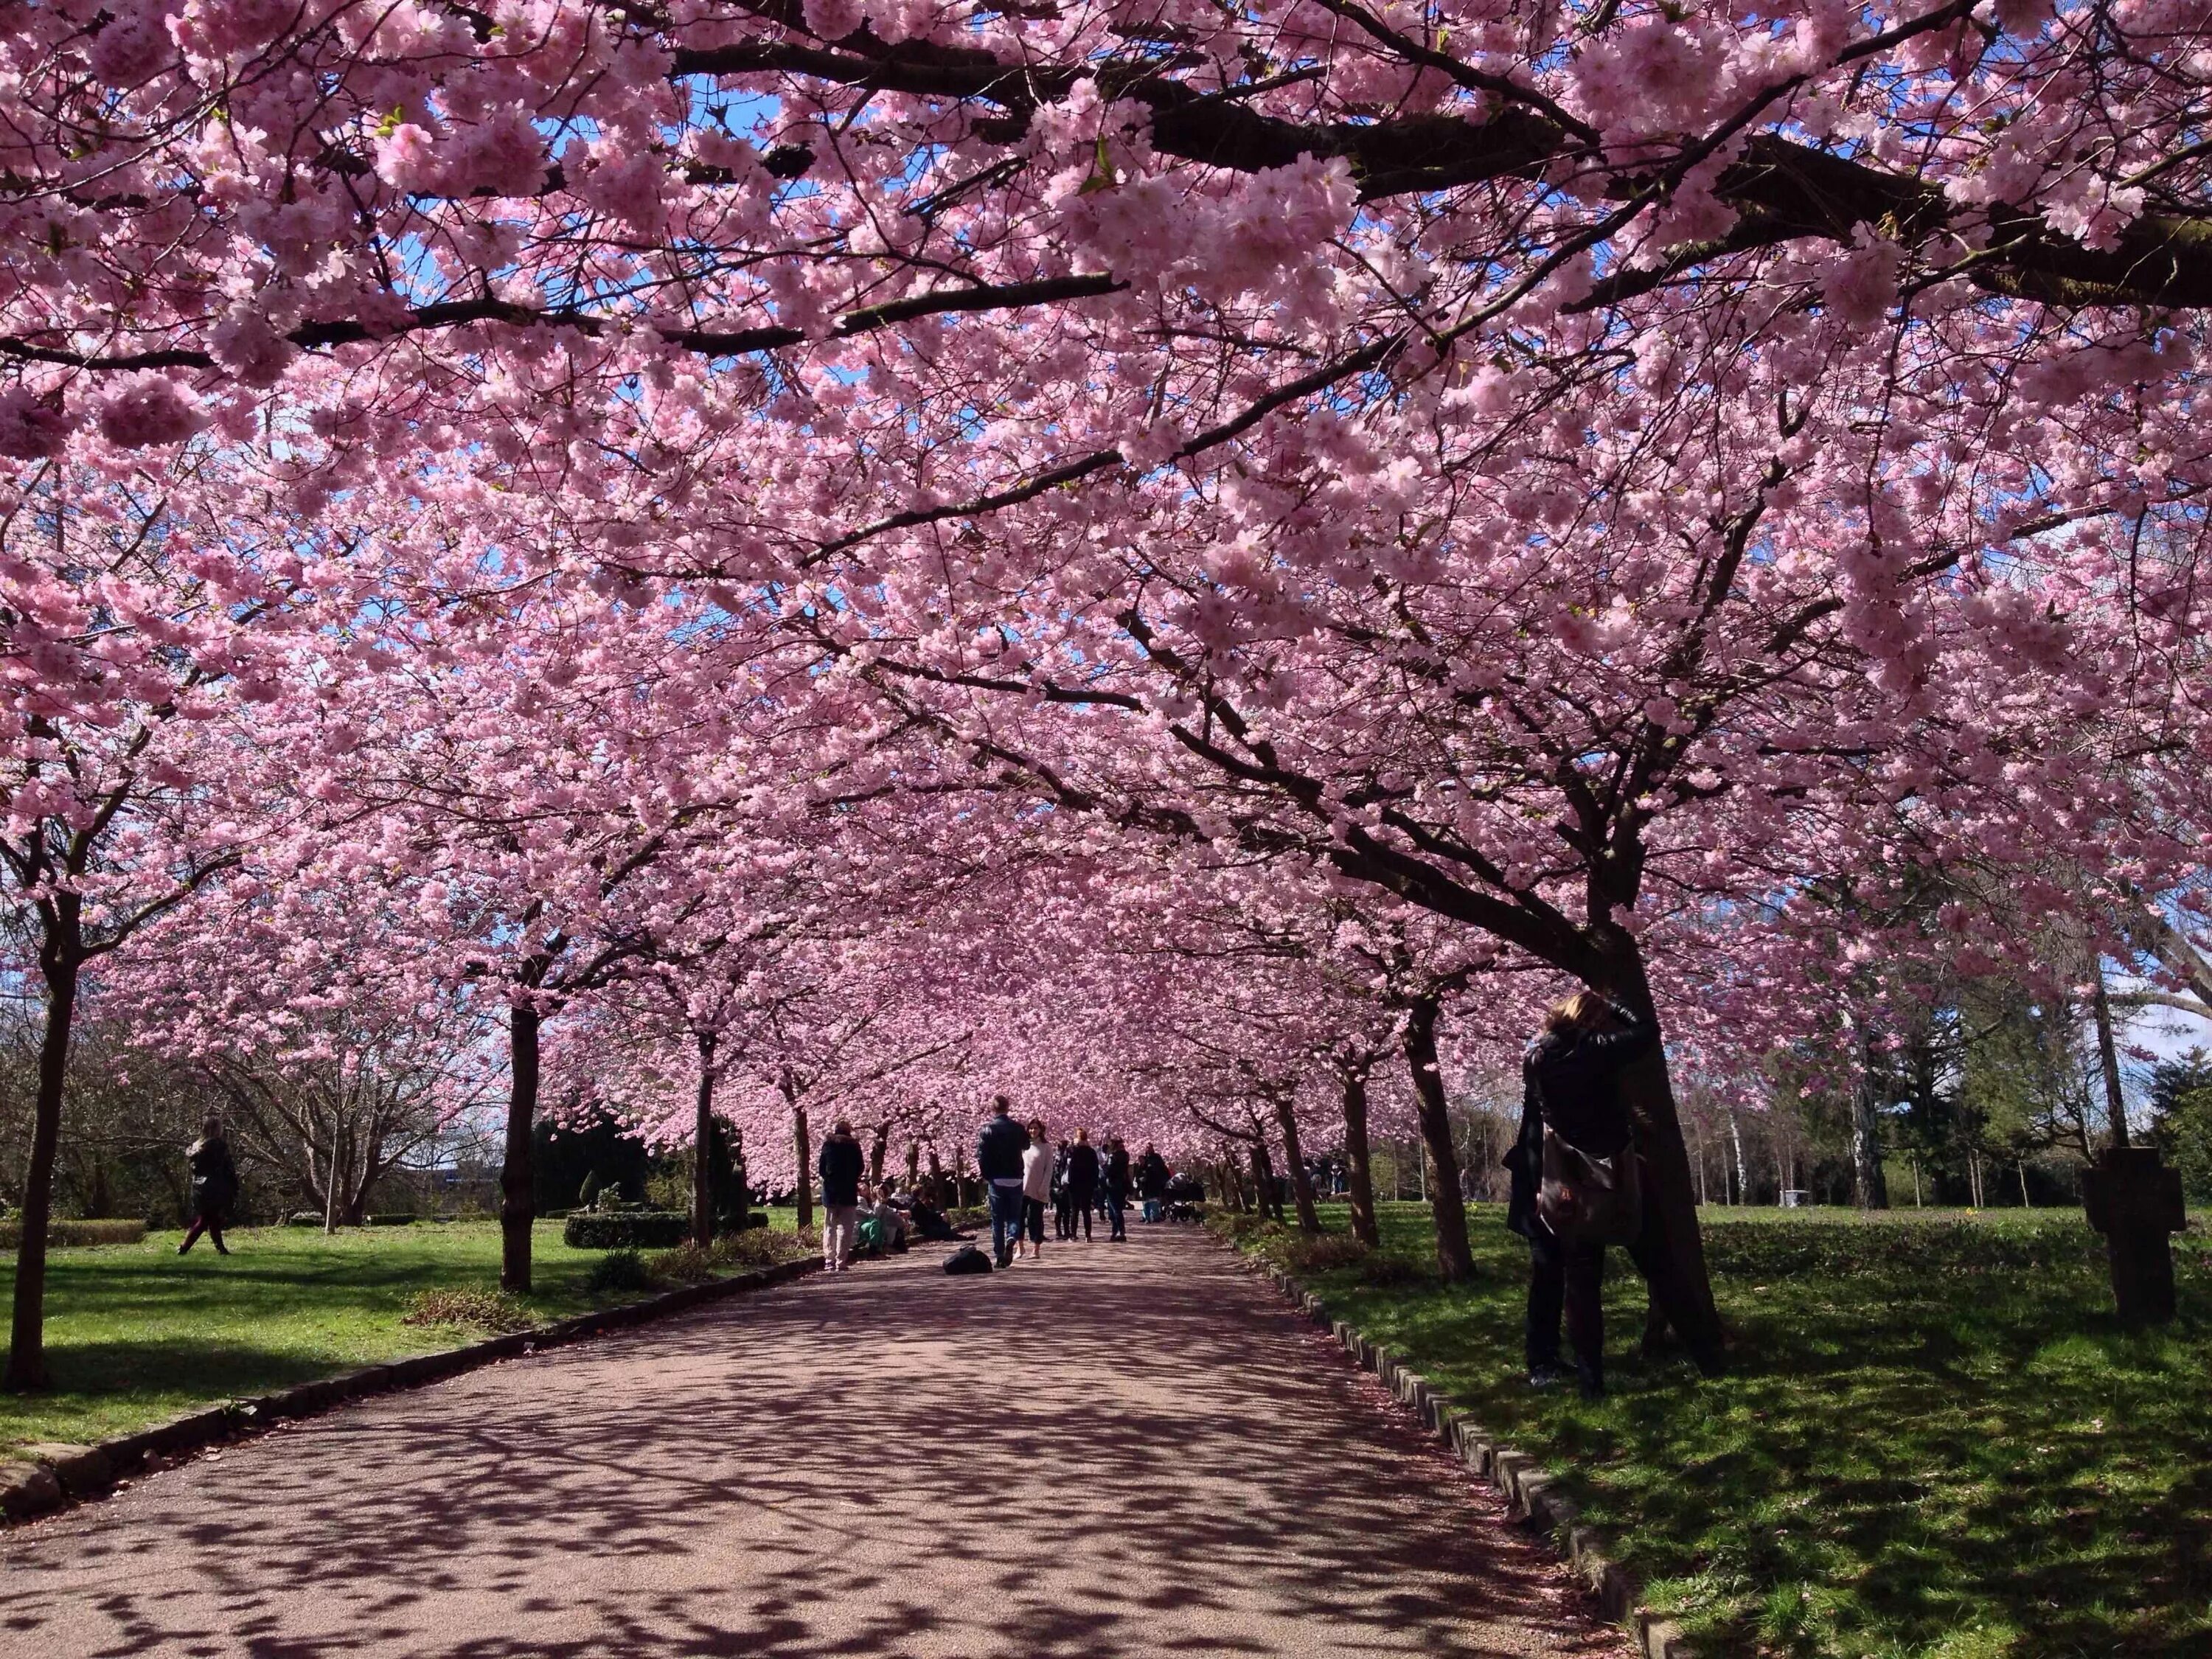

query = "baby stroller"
[1163, 1172, 1206, 1223]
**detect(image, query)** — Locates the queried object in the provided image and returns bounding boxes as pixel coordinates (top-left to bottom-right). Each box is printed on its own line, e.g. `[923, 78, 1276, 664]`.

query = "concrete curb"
[1241, 1253, 1696, 1659]
[1, 1255, 822, 1527]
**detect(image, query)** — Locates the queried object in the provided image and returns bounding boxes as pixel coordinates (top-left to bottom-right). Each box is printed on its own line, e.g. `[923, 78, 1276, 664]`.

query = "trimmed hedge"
[1700, 1214, 2112, 1279]
[0, 1218, 148, 1249]
[563, 1209, 690, 1250]
[366, 1213, 417, 1226]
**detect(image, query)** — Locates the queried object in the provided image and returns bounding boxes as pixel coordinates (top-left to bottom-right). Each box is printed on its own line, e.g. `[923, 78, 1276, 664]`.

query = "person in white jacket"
[1017, 1119, 1052, 1262]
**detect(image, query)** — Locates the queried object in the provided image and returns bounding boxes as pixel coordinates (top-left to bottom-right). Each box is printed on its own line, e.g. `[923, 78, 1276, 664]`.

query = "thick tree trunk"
[1401, 993, 1475, 1282]
[692, 1030, 717, 1248]
[500, 1001, 541, 1295]
[869, 1123, 891, 1186]
[1274, 1094, 1321, 1236]
[1849, 1024, 1890, 1210]
[793, 1107, 813, 1231]
[1605, 952, 1726, 1371]
[5, 950, 80, 1392]
[1249, 1138, 1283, 1222]
[1338, 1064, 1380, 1249]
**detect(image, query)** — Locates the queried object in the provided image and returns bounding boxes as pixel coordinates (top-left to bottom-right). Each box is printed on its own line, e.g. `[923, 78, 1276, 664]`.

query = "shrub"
[647, 1242, 717, 1285]
[286, 1211, 323, 1227]
[1283, 1233, 1371, 1274]
[585, 1248, 653, 1293]
[563, 1210, 689, 1250]
[1700, 1214, 2107, 1279]
[711, 1228, 805, 1269]
[400, 1288, 537, 1333]
[0, 1218, 147, 1249]
[366, 1213, 417, 1227]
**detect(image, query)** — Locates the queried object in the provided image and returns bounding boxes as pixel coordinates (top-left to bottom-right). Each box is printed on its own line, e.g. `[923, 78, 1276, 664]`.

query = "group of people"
[974, 1096, 1172, 1267]
[814, 1119, 967, 1272]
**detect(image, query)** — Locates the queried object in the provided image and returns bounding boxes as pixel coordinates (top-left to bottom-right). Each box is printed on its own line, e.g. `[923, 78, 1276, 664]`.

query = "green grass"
[1, 1220, 681, 1453]
[1220, 1202, 2212, 1658]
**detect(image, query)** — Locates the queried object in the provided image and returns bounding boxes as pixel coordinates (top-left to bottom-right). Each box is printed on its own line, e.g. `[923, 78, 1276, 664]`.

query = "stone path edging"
[1240, 1252, 1696, 1659]
[1, 1255, 821, 1526]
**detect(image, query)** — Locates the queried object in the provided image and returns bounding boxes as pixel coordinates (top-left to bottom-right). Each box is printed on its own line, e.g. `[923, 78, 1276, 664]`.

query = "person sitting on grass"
[179, 1115, 237, 1256]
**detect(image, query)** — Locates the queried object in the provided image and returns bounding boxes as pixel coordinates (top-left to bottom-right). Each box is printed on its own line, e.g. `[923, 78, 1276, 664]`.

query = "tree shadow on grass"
[1307, 1213, 2212, 1658]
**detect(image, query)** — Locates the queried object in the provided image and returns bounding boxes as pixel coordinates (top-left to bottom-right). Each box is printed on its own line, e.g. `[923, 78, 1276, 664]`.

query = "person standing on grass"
[1104, 1136, 1132, 1242]
[1063, 1129, 1100, 1241]
[1136, 1144, 1170, 1223]
[178, 1116, 237, 1256]
[976, 1095, 1031, 1268]
[1018, 1119, 1052, 1261]
[818, 1119, 866, 1273]
[1506, 992, 1656, 1398]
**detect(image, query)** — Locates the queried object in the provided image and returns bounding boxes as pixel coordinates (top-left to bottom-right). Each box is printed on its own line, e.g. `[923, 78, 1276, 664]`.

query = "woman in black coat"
[1506, 992, 1655, 1397]
[180, 1116, 239, 1256]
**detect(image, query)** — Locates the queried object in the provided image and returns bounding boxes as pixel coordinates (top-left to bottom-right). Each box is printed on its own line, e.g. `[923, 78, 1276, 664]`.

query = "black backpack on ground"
[943, 1244, 992, 1275]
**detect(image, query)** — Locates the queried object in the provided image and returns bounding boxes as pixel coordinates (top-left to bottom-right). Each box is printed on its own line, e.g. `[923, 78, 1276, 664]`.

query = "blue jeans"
[1141, 1198, 1164, 1223]
[989, 1182, 1026, 1259]
[1105, 1189, 1127, 1239]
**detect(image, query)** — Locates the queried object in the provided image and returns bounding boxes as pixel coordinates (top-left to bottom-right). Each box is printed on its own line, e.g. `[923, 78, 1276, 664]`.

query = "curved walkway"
[2, 1227, 1630, 1658]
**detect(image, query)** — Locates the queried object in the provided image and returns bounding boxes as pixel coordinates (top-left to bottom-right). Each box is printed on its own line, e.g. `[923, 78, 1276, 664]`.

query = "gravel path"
[1, 1227, 1632, 1658]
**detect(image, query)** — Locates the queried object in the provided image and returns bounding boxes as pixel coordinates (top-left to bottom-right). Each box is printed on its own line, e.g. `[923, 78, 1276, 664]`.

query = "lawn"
[1218, 1202, 2212, 1659]
[0, 1220, 711, 1453]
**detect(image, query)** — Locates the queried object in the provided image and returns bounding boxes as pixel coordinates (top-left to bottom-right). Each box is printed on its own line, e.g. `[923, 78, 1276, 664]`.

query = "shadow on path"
[1, 1230, 1630, 1658]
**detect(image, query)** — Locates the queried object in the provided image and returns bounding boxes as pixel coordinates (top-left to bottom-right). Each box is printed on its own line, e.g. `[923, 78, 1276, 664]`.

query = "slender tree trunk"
[1401, 992, 1475, 1282]
[2092, 964, 2130, 1148]
[692, 1029, 718, 1248]
[500, 1001, 541, 1295]
[1849, 1022, 1891, 1210]
[1274, 1094, 1321, 1236]
[869, 1124, 890, 1185]
[1728, 1109, 1747, 1205]
[2019, 1160, 2032, 1208]
[1338, 1064, 1380, 1248]
[793, 1107, 813, 1231]
[6, 948, 80, 1392]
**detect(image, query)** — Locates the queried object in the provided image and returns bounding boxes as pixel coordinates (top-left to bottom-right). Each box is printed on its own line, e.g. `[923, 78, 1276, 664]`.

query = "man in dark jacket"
[1062, 1130, 1101, 1241]
[1104, 1137, 1132, 1241]
[1506, 993, 1655, 1397]
[975, 1096, 1031, 1267]
[818, 1119, 866, 1273]
[1135, 1145, 1170, 1222]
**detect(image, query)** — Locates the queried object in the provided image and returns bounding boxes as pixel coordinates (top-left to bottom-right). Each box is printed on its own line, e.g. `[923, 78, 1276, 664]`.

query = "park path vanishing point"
[1, 1228, 1632, 1659]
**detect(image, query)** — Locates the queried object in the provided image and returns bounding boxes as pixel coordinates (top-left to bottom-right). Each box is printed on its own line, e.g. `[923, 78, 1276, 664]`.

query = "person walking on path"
[818, 1119, 866, 1273]
[178, 1116, 238, 1256]
[1062, 1130, 1099, 1241]
[1104, 1136, 1131, 1242]
[1051, 1138, 1074, 1239]
[1018, 1119, 1051, 1261]
[1506, 992, 1655, 1397]
[976, 1095, 1031, 1267]
[1136, 1144, 1170, 1223]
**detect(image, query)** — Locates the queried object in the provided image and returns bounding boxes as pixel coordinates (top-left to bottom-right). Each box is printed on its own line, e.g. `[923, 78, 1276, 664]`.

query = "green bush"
[0, 1218, 147, 1249]
[562, 1210, 689, 1250]
[711, 1226, 806, 1269]
[585, 1248, 653, 1293]
[1283, 1232, 1371, 1274]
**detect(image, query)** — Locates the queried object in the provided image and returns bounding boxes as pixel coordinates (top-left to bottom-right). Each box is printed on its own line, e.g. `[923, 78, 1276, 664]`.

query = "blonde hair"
[1544, 992, 1609, 1034]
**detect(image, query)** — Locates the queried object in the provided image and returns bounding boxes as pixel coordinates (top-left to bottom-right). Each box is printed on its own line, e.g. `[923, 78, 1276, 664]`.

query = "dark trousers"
[1065, 1189, 1094, 1239]
[988, 1183, 1025, 1262]
[1023, 1197, 1045, 1245]
[1105, 1189, 1127, 1240]
[181, 1214, 227, 1254]
[1054, 1190, 1074, 1239]
[1526, 1227, 1605, 1387]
